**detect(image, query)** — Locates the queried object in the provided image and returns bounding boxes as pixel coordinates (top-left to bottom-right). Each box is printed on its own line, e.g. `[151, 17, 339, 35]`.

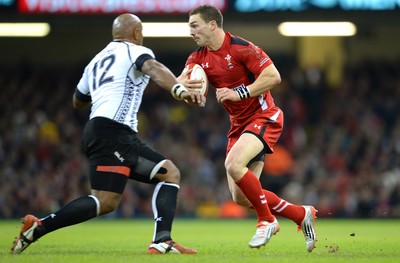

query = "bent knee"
[94, 192, 121, 215]
[225, 159, 245, 179]
[155, 160, 181, 184]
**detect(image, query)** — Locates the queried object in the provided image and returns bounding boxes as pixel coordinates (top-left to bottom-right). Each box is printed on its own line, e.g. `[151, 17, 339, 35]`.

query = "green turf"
[1, 218, 399, 262]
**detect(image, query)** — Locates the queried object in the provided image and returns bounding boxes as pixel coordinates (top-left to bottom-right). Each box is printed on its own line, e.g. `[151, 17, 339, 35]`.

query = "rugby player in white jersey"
[11, 13, 204, 255]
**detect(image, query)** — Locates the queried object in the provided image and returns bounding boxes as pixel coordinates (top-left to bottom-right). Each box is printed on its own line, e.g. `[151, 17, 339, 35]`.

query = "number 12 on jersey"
[92, 54, 115, 91]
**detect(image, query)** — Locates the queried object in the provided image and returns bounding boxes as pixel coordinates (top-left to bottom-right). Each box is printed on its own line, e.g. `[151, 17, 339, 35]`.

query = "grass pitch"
[0, 218, 399, 263]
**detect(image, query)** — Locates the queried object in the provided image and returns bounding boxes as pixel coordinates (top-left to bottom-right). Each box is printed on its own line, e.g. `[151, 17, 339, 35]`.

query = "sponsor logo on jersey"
[201, 62, 209, 68]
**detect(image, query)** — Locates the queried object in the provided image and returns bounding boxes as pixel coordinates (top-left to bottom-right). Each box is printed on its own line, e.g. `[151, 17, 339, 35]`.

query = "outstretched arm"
[141, 58, 179, 93]
[141, 59, 205, 106]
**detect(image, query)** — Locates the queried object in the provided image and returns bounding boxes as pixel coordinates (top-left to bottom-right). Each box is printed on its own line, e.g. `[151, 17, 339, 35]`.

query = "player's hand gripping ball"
[183, 63, 208, 96]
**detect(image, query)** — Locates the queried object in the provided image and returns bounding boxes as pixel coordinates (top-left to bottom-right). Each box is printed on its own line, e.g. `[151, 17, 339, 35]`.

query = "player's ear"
[133, 27, 143, 45]
[133, 28, 139, 40]
[210, 20, 217, 31]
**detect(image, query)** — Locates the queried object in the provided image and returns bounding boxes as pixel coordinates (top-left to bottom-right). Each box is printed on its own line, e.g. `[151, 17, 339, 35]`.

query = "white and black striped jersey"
[76, 41, 155, 132]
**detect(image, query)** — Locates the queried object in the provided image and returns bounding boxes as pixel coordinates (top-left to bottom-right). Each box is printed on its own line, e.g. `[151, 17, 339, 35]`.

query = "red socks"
[235, 170, 275, 222]
[234, 170, 306, 225]
[263, 190, 305, 225]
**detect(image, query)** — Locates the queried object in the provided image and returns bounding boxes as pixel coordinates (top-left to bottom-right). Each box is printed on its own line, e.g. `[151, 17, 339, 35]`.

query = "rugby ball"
[183, 63, 208, 96]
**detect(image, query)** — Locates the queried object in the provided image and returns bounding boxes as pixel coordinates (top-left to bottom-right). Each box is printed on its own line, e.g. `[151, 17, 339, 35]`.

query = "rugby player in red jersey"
[179, 4, 317, 252]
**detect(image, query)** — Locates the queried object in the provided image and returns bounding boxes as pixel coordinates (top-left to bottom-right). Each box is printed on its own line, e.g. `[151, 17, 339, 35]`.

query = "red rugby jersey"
[185, 32, 277, 129]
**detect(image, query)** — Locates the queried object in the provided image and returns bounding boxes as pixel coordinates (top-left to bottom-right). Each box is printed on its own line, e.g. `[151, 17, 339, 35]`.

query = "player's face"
[189, 14, 212, 47]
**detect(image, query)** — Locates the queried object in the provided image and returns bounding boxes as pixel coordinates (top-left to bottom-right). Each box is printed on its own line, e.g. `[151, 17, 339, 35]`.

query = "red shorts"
[226, 107, 284, 156]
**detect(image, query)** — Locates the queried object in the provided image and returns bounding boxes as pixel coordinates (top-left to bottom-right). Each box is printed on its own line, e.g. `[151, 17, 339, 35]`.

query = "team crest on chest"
[225, 54, 233, 69]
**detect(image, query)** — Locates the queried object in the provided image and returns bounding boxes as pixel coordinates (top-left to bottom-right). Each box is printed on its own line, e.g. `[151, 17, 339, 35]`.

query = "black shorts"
[83, 117, 165, 194]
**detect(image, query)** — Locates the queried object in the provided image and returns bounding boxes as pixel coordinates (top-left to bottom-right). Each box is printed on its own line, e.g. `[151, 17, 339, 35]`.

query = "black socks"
[152, 182, 179, 243]
[34, 195, 99, 240]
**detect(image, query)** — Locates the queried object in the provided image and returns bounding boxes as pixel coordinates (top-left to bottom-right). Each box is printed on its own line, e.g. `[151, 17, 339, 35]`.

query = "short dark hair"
[189, 5, 223, 28]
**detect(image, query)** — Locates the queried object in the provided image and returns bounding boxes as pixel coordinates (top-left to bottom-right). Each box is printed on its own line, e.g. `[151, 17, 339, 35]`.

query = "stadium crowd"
[1, 58, 399, 219]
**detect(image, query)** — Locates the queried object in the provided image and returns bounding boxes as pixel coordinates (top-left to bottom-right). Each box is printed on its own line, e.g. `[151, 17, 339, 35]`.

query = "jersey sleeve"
[74, 88, 91, 102]
[185, 50, 201, 66]
[238, 42, 273, 77]
[76, 65, 91, 96]
[132, 45, 155, 70]
[135, 53, 154, 72]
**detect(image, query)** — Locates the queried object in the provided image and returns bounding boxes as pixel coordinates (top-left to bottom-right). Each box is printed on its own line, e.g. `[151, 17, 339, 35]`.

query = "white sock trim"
[150, 160, 167, 180]
[88, 195, 100, 216]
